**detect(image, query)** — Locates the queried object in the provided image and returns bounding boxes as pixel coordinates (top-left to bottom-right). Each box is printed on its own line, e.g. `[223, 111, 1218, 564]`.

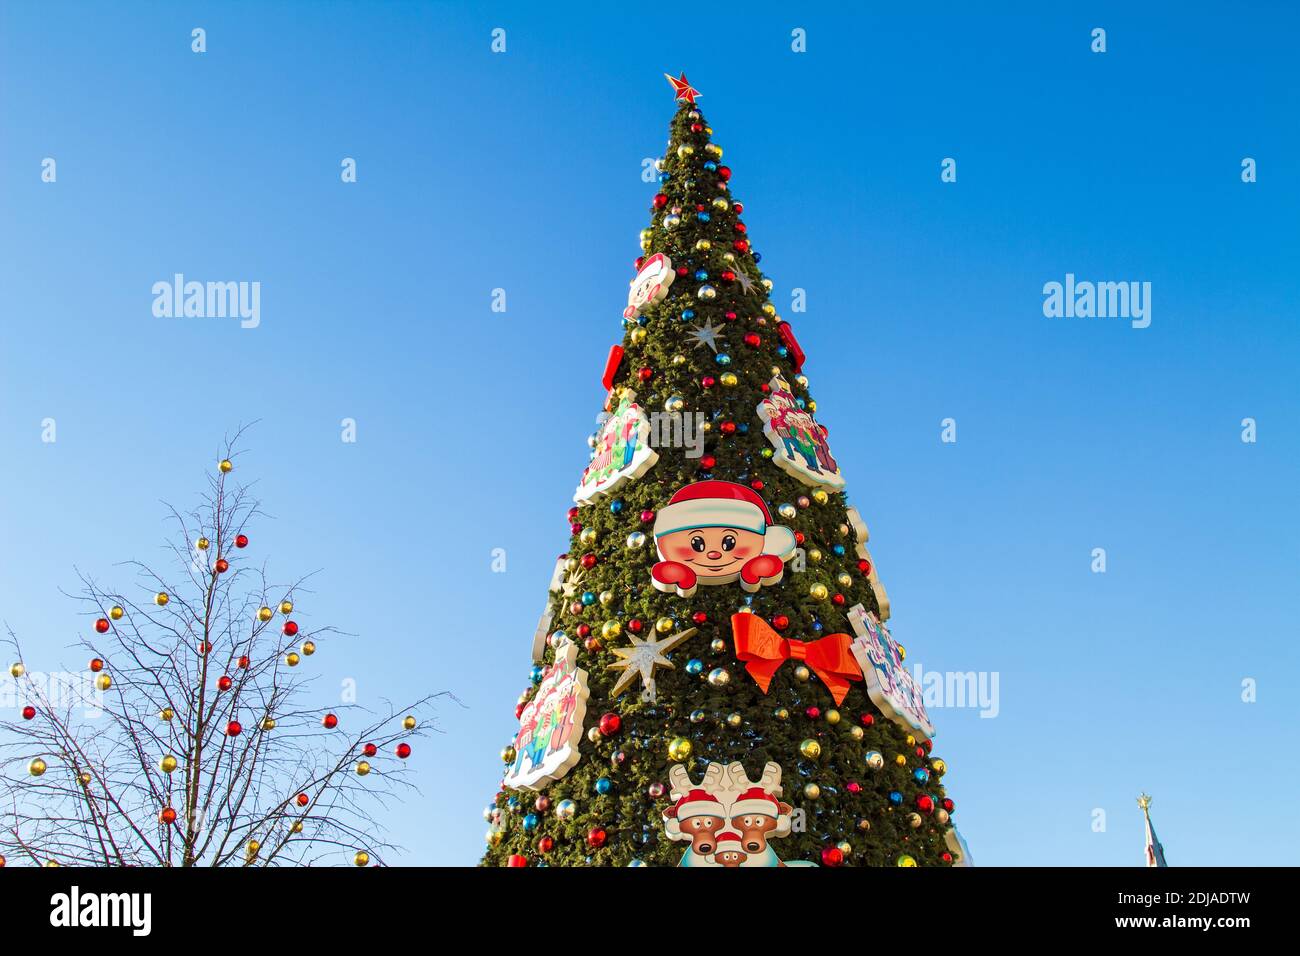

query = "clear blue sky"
[2, 2, 1297, 866]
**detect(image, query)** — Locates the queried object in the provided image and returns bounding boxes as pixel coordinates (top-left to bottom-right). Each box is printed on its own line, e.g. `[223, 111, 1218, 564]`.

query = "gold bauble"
[808, 400, 817, 413]
[586, 727, 602, 744]
[809, 583, 829, 601]
[403, 715, 417, 731]
[356, 761, 371, 776]
[78, 772, 91, 786]
[906, 735, 916, 747]
[930, 758, 947, 777]
[29, 758, 47, 776]
[0, 855, 5, 866]
[486, 829, 504, 846]
[671, 354, 686, 366]
[837, 573, 853, 589]
[601, 620, 622, 639]
[895, 754, 907, 767]
[196, 537, 210, 551]
[109, 605, 124, 620]
[565, 557, 578, 573]
[907, 812, 923, 829]
[799, 739, 821, 759]
[793, 665, 811, 682]
[501, 745, 517, 764]
[897, 644, 906, 661]
[825, 709, 841, 725]
[9, 662, 24, 678]
[286, 652, 300, 667]
[857, 818, 872, 832]
[579, 527, 597, 546]
[655, 617, 674, 634]
[154, 592, 169, 607]
[812, 490, 829, 505]
[666, 737, 692, 761]
[95, 674, 111, 691]
[160, 707, 174, 721]
[44, 860, 60, 868]
[695, 239, 712, 251]
[762, 303, 776, 317]
[808, 549, 822, 563]
[630, 327, 647, 344]
[936, 808, 950, 825]
[803, 783, 821, 800]
[773, 707, 790, 720]
[726, 712, 742, 728]
[837, 840, 852, 856]
[897, 854, 917, 867]
[218, 459, 233, 473]
[710, 637, 726, 653]
[301, 641, 316, 656]
[354, 851, 370, 867]
[159, 755, 178, 773]
[257, 606, 273, 622]
[246, 840, 260, 855]
[849, 725, 864, 741]
[599, 591, 614, 608]
[261, 717, 276, 731]
[279, 600, 294, 615]
[720, 372, 738, 387]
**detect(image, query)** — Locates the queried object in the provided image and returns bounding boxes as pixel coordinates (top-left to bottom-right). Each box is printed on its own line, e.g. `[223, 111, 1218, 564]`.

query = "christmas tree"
[482, 76, 967, 868]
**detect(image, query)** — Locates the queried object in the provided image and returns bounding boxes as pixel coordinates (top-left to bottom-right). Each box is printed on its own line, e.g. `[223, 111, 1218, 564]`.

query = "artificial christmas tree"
[481, 76, 969, 868]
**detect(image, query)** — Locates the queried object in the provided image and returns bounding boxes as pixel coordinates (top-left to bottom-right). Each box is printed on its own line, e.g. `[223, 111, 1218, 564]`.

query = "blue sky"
[1, 1, 1297, 866]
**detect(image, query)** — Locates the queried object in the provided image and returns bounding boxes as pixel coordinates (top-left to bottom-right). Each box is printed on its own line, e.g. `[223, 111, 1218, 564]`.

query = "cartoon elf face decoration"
[650, 481, 797, 598]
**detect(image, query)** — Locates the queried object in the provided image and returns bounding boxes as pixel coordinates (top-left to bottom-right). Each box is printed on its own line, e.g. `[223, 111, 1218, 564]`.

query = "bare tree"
[0, 429, 452, 867]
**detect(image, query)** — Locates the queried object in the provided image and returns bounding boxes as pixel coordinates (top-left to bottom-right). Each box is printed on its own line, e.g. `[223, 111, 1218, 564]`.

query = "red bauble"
[772, 615, 789, 631]
[858, 559, 873, 575]
[576, 624, 592, 639]
[322, 713, 338, 729]
[720, 421, 736, 435]
[537, 836, 554, 853]
[691, 611, 708, 625]
[217, 675, 233, 692]
[22, 705, 35, 720]
[160, 807, 177, 825]
[586, 827, 607, 848]
[583, 637, 602, 652]
[805, 706, 821, 720]
[89, 658, 104, 672]
[700, 455, 716, 470]
[832, 593, 846, 606]
[734, 239, 749, 253]
[700, 375, 716, 389]
[282, 621, 299, 637]
[941, 851, 953, 864]
[734, 221, 747, 234]
[627, 618, 643, 633]
[941, 798, 955, 813]
[915, 746, 925, 758]
[581, 554, 597, 570]
[235, 534, 249, 548]
[515, 702, 526, 719]
[751, 480, 765, 491]
[296, 793, 309, 807]
[723, 311, 737, 321]
[732, 202, 744, 213]
[720, 270, 736, 283]
[820, 845, 844, 867]
[364, 742, 377, 757]
[598, 713, 622, 737]
[676, 266, 689, 277]
[860, 714, 875, 727]
[226, 720, 242, 737]
[215, 559, 229, 574]
[570, 522, 582, 535]
[94, 617, 110, 634]
[638, 366, 654, 382]
[743, 332, 761, 348]
[916, 794, 935, 814]
[846, 780, 862, 794]
[396, 743, 412, 759]
[793, 530, 803, 544]
[690, 122, 702, 132]
[567, 507, 579, 522]
[718, 166, 732, 181]
[639, 510, 655, 523]
[652, 193, 668, 209]
[507, 854, 528, 867]
[198, 641, 211, 656]
[237, 655, 249, 669]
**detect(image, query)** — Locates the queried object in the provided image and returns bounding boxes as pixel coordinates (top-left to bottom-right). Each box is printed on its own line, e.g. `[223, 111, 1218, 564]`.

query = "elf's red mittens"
[651, 560, 698, 597]
[740, 553, 785, 592]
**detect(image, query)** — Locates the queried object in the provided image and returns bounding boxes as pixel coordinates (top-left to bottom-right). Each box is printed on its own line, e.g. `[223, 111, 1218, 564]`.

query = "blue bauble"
[682, 309, 695, 321]
[736, 423, 749, 434]
[506, 795, 519, 809]
[833, 544, 846, 556]
[694, 269, 709, 281]
[796, 398, 806, 409]
[776, 346, 789, 358]
[889, 790, 904, 806]
[685, 658, 704, 676]
[610, 499, 624, 515]
[913, 768, 931, 785]
[658, 172, 670, 183]
[753, 252, 761, 263]
[703, 160, 717, 171]
[529, 665, 544, 683]
[523, 813, 539, 830]
[715, 353, 731, 366]
[595, 777, 612, 795]
[581, 591, 596, 606]
[697, 212, 711, 223]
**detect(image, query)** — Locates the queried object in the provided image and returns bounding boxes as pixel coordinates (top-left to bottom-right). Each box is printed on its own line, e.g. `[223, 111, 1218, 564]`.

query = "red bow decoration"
[731, 613, 863, 706]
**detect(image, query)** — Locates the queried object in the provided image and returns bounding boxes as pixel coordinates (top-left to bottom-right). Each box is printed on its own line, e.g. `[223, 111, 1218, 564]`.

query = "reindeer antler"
[758, 761, 784, 797]
[666, 762, 695, 799]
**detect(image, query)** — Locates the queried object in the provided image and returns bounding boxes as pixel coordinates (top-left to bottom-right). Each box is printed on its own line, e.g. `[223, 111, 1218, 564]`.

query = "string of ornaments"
[485, 73, 967, 868]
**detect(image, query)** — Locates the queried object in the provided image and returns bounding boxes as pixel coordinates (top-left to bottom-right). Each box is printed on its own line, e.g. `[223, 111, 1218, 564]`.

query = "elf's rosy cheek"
[732, 544, 757, 559]
[669, 544, 698, 561]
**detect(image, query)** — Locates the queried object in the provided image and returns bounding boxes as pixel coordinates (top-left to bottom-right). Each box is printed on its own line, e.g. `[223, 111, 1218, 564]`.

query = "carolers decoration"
[503, 639, 589, 790]
[757, 374, 844, 489]
[731, 612, 863, 706]
[650, 481, 797, 597]
[846, 603, 934, 741]
[662, 761, 815, 867]
[575, 391, 659, 504]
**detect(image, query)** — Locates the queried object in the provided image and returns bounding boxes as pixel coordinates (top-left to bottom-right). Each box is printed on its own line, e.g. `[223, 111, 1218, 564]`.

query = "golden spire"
[1136, 793, 1152, 813]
